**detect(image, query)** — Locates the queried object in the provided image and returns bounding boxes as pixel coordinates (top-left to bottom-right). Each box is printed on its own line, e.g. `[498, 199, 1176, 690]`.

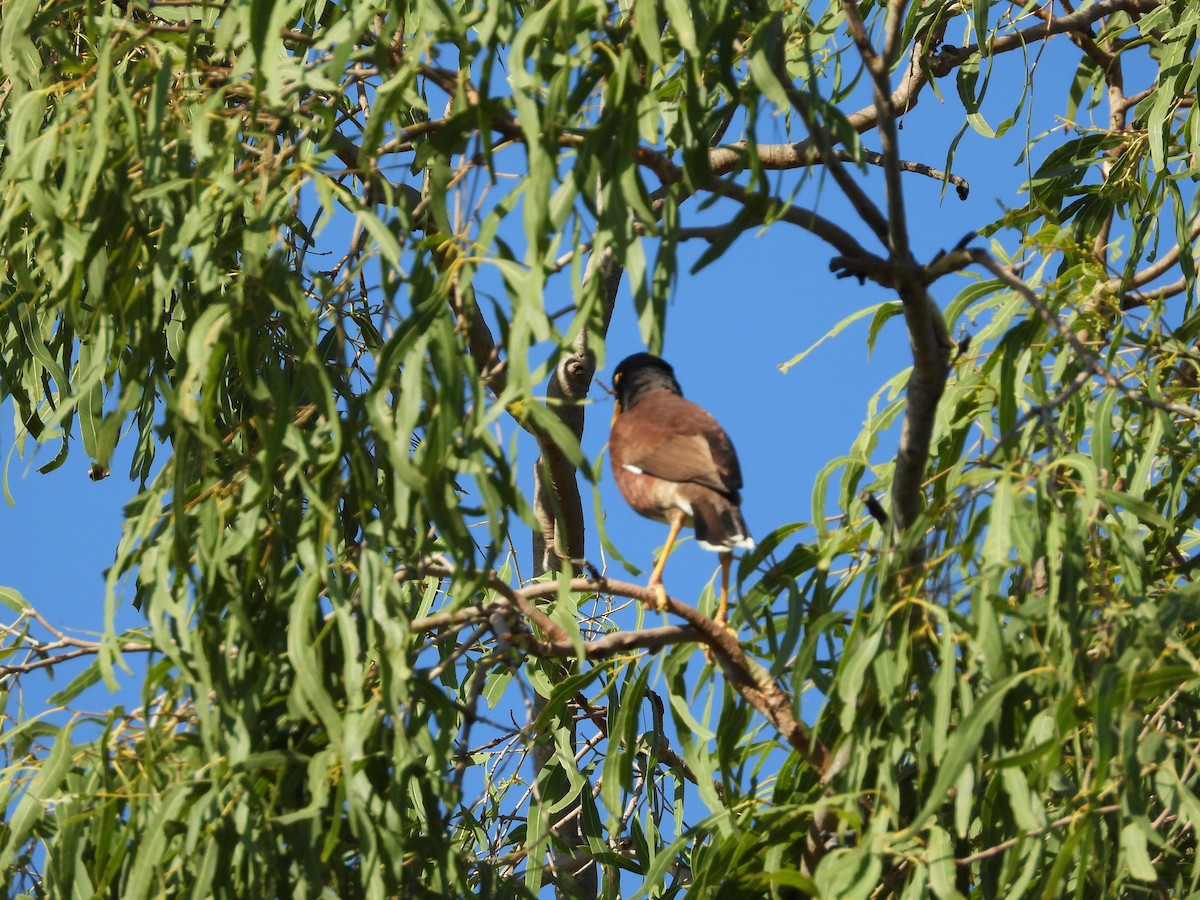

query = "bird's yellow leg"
[716, 551, 733, 629]
[702, 552, 737, 665]
[647, 511, 686, 612]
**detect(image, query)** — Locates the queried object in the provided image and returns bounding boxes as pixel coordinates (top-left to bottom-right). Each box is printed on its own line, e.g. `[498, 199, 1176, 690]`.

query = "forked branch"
[395, 561, 832, 777]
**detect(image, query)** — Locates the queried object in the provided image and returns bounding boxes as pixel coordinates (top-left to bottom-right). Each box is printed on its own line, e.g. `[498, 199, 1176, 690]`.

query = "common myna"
[609, 353, 753, 626]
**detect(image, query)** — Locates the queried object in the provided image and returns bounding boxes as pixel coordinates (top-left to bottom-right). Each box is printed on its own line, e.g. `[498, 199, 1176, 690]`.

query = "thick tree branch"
[1124, 218, 1200, 288]
[532, 250, 621, 573]
[703, 143, 969, 197]
[528, 246, 621, 900]
[395, 562, 832, 776]
[457, 287, 508, 392]
[1124, 277, 1190, 308]
[952, 0, 1162, 61]
[891, 279, 954, 536]
[834, 2, 953, 545]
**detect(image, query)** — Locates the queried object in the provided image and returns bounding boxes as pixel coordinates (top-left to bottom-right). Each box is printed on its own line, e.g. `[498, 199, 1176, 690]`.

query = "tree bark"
[529, 249, 621, 898]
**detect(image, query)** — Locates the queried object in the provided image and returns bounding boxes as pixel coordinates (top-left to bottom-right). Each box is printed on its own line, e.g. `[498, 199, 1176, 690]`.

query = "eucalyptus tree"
[2, 0, 1199, 896]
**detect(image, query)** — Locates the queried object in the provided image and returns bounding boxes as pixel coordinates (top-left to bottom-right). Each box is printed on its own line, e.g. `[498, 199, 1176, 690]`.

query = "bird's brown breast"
[610, 466, 682, 523]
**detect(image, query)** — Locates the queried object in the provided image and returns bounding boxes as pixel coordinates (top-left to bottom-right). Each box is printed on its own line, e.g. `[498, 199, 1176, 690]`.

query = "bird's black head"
[612, 353, 683, 411]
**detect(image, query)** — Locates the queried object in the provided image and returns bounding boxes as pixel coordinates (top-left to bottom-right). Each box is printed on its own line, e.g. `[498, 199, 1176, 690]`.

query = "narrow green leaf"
[926, 825, 962, 900]
[0, 585, 29, 613]
[907, 669, 1043, 833]
[780, 303, 891, 374]
[1121, 822, 1157, 881]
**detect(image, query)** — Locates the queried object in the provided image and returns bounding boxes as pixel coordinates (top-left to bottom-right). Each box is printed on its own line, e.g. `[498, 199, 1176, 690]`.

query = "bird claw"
[647, 581, 669, 613]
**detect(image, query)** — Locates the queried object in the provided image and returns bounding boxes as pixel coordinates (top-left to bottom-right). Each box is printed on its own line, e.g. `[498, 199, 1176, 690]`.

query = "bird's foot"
[646, 581, 669, 613]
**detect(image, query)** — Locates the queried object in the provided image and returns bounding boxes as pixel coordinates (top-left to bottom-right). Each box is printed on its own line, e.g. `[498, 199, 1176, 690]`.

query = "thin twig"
[957, 804, 1121, 865]
[973, 250, 1200, 424]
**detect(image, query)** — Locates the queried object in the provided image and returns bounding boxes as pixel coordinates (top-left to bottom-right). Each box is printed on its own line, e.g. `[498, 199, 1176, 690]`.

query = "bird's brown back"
[610, 391, 743, 501]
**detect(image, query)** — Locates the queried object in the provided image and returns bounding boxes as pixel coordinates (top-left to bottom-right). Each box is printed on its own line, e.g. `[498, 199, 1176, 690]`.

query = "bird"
[608, 353, 753, 627]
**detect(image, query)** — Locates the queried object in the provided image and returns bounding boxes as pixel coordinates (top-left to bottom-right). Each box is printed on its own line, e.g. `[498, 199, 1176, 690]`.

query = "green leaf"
[0, 0, 40, 84]
[0, 722, 75, 872]
[907, 669, 1043, 833]
[813, 846, 884, 900]
[1121, 822, 1157, 881]
[780, 303, 892, 374]
[926, 825, 963, 900]
[663, 0, 699, 56]
[0, 585, 29, 613]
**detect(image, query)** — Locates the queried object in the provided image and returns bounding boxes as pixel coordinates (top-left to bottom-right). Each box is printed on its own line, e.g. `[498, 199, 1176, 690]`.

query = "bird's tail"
[692, 497, 754, 552]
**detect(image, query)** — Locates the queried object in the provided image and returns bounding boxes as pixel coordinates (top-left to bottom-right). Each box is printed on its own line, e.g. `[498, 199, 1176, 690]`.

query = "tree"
[2, 0, 1199, 895]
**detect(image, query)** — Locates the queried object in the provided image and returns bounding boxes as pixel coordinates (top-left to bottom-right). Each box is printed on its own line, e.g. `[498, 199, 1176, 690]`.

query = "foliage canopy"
[3, 0, 1200, 896]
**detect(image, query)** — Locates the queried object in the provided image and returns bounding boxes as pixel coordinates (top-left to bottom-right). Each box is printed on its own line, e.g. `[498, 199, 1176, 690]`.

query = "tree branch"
[0, 609, 153, 678]
[706, 179, 875, 262]
[702, 143, 969, 198]
[952, 0, 1162, 61]
[832, 3, 953, 546]
[782, 82, 891, 249]
[956, 804, 1121, 865]
[1124, 277, 1190, 308]
[1096, 216, 1200, 310]
[840, 0, 912, 259]
[971, 249, 1200, 424]
[394, 562, 832, 776]
[532, 250, 620, 573]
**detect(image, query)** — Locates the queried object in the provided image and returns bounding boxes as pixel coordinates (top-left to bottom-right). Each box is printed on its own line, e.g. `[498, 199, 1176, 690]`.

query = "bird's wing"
[619, 395, 743, 496]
